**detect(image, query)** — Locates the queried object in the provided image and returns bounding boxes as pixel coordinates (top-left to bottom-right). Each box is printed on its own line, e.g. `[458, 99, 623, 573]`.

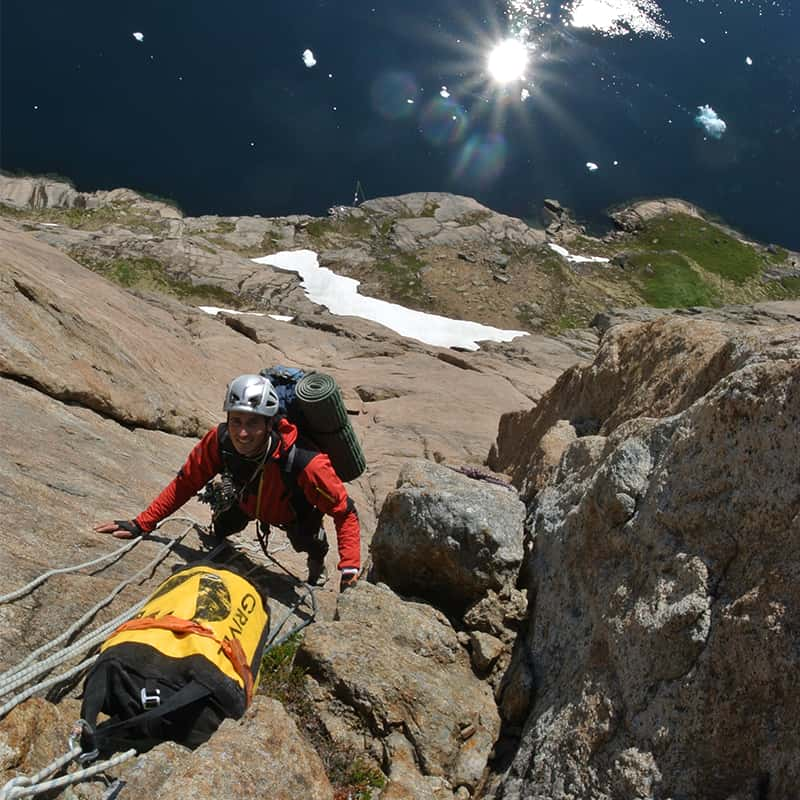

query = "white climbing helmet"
[223, 374, 280, 418]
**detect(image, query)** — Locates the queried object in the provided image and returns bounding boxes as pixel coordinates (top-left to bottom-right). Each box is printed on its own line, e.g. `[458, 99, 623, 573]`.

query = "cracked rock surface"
[490, 319, 800, 800]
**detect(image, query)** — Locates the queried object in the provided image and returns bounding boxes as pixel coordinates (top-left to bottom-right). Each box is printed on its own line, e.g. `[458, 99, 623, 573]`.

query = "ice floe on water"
[695, 104, 727, 139]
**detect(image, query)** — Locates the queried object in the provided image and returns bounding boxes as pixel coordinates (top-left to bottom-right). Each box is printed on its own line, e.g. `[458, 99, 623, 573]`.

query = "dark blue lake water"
[2, 1, 797, 247]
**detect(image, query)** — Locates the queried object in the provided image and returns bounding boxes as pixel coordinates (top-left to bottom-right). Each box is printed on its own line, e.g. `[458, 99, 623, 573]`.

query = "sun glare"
[487, 39, 529, 83]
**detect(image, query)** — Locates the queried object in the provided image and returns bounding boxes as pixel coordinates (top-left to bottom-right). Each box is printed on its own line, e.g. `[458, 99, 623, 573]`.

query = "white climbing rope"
[0, 526, 187, 678]
[0, 600, 147, 700]
[0, 514, 285, 795]
[0, 538, 142, 604]
[0, 655, 100, 718]
[0, 744, 82, 800]
[0, 519, 206, 716]
[0, 745, 136, 799]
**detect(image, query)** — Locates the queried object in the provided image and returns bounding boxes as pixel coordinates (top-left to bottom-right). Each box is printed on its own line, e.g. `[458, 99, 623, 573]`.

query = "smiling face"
[227, 411, 271, 457]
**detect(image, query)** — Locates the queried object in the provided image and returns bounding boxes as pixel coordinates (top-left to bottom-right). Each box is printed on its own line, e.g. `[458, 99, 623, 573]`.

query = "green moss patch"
[630, 251, 717, 308]
[635, 215, 763, 284]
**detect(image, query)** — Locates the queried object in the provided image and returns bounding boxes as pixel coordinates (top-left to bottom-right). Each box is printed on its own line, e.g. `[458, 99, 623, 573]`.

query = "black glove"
[114, 519, 144, 536]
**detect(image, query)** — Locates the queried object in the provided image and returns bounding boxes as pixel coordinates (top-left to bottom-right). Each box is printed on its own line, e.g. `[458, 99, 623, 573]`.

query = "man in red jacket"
[95, 374, 360, 591]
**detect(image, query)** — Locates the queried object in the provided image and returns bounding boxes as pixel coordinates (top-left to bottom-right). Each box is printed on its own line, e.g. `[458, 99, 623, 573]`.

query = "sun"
[487, 39, 529, 84]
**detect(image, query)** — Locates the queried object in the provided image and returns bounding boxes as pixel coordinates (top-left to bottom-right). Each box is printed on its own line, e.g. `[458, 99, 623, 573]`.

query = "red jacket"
[135, 418, 360, 571]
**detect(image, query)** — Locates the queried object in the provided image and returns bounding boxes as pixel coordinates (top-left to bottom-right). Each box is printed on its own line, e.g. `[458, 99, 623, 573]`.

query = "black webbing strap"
[83, 671, 212, 753]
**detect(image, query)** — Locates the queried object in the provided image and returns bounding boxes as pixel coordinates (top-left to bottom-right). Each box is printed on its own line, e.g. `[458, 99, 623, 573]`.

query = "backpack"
[80, 563, 270, 755]
[260, 365, 308, 422]
[259, 365, 366, 482]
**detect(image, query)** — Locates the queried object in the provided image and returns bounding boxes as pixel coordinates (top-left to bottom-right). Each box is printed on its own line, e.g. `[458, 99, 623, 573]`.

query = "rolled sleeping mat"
[313, 421, 367, 482]
[295, 372, 350, 434]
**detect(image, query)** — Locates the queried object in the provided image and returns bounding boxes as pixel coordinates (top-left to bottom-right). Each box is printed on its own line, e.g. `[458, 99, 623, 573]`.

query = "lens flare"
[371, 71, 419, 120]
[487, 39, 529, 83]
[420, 97, 468, 146]
[452, 132, 508, 183]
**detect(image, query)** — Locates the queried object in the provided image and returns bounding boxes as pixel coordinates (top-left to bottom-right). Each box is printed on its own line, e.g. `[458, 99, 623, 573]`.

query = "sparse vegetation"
[203, 235, 266, 258]
[258, 634, 310, 710]
[375, 252, 430, 306]
[458, 209, 492, 226]
[305, 214, 374, 241]
[0, 201, 166, 235]
[766, 246, 789, 264]
[332, 760, 386, 800]
[70, 252, 242, 306]
[215, 219, 236, 233]
[258, 635, 386, 799]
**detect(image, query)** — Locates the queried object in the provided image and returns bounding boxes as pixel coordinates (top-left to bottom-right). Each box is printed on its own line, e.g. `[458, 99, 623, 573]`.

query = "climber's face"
[228, 411, 270, 457]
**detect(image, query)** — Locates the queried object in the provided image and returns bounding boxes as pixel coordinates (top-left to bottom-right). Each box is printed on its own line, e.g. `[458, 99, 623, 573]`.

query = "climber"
[94, 373, 360, 591]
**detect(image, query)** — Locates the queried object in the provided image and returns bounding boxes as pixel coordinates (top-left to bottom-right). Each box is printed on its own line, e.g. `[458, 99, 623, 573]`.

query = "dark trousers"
[212, 504, 329, 559]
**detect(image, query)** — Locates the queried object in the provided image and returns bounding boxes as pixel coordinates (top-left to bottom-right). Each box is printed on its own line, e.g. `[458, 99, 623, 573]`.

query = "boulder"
[370, 460, 525, 614]
[297, 581, 501, 792]
[0, 175, 81, 210]
[138, 697, 333, 799]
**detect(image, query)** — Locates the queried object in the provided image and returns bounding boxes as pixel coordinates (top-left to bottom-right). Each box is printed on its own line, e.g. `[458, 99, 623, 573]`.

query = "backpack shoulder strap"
[278, 435, 319, 476]
[277, 438, 320, 515]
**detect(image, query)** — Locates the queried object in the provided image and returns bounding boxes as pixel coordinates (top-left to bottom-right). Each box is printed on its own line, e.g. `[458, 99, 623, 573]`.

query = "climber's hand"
[94, 520, 144, 540]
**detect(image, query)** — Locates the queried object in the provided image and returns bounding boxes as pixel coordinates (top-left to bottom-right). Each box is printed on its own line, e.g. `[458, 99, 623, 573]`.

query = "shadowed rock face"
[491, 321, 800, 800]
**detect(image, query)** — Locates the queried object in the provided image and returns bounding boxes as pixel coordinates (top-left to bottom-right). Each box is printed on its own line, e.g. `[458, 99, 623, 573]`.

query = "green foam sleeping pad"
[295, 372, 350, 434]
[295, 371, 366, 481]
[313, 422, 367, 483]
